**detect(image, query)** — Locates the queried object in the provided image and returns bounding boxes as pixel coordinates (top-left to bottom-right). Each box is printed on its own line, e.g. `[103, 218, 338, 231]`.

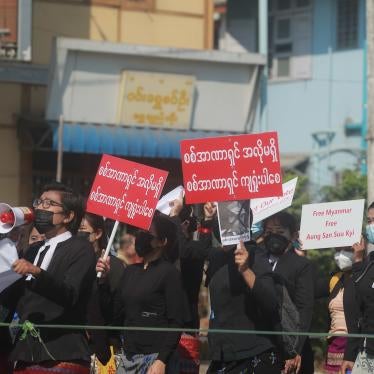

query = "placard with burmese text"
[86, 154, 168, 230]
[299, 199, 365, 250]
[180, 132, 283, 204]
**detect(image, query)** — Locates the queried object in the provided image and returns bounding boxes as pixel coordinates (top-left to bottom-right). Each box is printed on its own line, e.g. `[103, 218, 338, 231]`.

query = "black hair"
[263, 211, 298, 235]
[153, 211, 177, 256]
[368, 202, 374, 210]
[83, 212, 108, 249]
[41, 181, 84, 234]
[178, 205, 193, 222]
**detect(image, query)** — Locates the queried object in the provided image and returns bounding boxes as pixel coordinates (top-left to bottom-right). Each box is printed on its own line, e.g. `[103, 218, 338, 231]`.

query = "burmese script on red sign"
[180, 132, 283, 204]
[87, 154, 168, 230]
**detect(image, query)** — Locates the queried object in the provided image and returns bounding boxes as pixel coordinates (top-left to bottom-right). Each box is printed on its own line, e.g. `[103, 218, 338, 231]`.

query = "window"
[296, 0, 310, 7]
[337, 0, 359, 50]
[277, 19, 291, 39]
[269, 0, 312, 80]
[0, 1, 31, 61]
[277, 0, 291, 10]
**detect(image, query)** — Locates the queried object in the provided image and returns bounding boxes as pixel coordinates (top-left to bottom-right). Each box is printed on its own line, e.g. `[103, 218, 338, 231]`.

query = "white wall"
[46, 38, 265, 132]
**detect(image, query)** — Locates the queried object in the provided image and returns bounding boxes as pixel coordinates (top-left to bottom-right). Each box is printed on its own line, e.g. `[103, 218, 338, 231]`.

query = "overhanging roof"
[51, 122, 235, 159]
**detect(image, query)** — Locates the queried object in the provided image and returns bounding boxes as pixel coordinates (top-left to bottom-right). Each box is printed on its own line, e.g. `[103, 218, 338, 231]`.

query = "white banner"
[156, 186, 184, 215]
[251, 177, 298, 224]
[299, 199, 365, 250]
[0, 238, 21, 293]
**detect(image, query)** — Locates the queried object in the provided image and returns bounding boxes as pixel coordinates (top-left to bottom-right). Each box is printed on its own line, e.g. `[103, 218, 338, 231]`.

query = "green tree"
[283, 171, 310, 220]
[321, 169, 367, 203]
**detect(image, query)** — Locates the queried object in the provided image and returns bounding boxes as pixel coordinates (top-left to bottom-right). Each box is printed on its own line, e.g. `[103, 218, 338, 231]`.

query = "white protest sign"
[251, 177, 298, 224]
[156, 186, 184, 215]
[0, 238, 21, 293]
[299, 199, 365, 250]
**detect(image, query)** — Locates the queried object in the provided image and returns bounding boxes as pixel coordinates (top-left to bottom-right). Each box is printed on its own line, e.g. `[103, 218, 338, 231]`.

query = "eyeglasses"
[33, 198, 64, 209]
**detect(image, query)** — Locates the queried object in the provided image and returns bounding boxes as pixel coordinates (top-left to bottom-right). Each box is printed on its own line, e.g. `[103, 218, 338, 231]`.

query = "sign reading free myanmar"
[299, 199, 365, 250]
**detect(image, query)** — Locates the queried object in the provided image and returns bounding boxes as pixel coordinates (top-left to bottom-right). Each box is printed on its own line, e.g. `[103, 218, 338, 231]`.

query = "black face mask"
[77, 231, 91, 241]
[264, 233, 290, 256]
[135, 231, 156, 257]
[34, 209, 56, 234]
[187, 215, 198, 233]
[28, 240, 45, 253]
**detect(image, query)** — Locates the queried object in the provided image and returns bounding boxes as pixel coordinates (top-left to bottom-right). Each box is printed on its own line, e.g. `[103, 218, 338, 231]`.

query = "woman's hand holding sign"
[96, 251, 111, 280]
[234, 241, 249, 273]
[235, 241, 256, 289]
[204, 202, 217, 221]
[352, 236, 365, 263]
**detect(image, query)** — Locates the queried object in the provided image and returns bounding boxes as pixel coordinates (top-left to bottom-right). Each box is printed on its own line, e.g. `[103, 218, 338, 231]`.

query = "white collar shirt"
[26, 231, 72, 280]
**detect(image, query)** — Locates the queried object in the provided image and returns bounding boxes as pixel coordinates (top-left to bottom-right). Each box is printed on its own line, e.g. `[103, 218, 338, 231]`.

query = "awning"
[52, 123, 235, 158]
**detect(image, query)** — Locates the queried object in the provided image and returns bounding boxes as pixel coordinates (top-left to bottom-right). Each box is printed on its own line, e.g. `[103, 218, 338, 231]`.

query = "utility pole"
[258, 0, 268, 132]
[367, 0, 374, 203]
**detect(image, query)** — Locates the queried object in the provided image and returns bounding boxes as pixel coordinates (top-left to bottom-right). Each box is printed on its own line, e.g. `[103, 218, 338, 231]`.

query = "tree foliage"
[321, 169, 367, 203]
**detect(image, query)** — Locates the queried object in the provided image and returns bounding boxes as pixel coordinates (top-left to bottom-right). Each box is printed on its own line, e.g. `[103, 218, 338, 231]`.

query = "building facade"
[218, 0, 366, 197]
[0, 0, 214, 204]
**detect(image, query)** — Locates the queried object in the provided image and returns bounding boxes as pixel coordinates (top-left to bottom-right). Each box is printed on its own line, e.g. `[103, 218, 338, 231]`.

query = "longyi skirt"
[324, 336, 347, 373]
[14, 361, 90, 374]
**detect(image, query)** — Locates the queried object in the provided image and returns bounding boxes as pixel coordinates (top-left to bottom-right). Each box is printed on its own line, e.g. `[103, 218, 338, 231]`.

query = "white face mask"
[334, 250, 354, 271]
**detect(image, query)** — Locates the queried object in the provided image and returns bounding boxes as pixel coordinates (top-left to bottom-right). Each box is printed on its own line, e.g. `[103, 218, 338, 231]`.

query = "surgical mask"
[366, 224, 374, 244]
[135, 231, 155, 257]
[264, 233, 290, 255]
[334, 250, 354, 271]
[251, 221, 263, 241]
[34, 209, 55, 234]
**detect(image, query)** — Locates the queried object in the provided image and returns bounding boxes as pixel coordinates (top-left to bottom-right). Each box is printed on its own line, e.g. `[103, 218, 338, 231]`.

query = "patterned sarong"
[14, 361, 90, 374]
[324, 336, 347, 373]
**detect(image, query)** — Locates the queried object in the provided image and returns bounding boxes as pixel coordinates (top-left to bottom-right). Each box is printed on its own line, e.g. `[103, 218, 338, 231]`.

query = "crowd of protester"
[1, 181, 374, 374]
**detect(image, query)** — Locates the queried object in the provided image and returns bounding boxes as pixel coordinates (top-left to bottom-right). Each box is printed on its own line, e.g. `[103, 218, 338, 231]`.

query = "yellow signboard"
[117, 71, 195, 129]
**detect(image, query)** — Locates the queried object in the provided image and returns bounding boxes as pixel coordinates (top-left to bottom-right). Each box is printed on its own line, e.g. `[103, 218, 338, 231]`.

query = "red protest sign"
[180, 132, 282, 204]
[86, 154, 168, 230]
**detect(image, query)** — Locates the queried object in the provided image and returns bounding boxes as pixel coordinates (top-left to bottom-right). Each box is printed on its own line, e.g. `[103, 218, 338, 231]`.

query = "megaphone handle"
[97, 220, 120, 278]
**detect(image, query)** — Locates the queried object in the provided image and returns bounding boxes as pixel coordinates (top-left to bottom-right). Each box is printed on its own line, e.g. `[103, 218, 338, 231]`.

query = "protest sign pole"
[97, 220, 120, 278]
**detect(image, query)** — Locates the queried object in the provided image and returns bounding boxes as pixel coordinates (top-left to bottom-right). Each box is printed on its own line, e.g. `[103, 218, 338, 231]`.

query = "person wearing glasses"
[10, 182, 96, 374]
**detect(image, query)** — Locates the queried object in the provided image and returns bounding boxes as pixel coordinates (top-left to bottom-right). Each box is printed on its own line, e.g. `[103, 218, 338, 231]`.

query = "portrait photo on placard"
[217, 200, 251, 246]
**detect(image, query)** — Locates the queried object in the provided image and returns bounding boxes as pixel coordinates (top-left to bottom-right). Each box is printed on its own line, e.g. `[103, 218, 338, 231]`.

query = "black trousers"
[207, 349, 282, 374]
[299, 337, 314, 374]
